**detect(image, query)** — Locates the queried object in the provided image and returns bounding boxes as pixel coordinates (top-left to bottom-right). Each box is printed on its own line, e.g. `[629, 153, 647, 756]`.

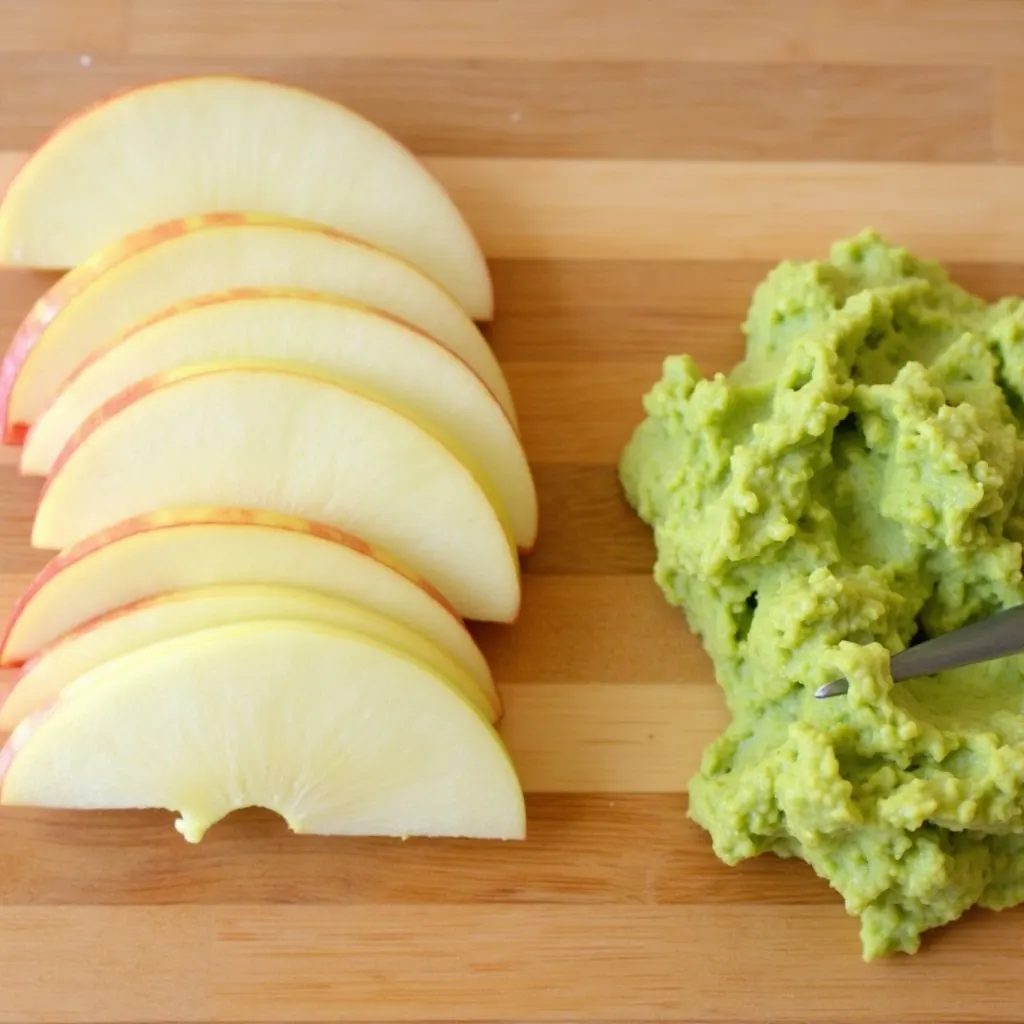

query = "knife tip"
[815, 678, 848, 699]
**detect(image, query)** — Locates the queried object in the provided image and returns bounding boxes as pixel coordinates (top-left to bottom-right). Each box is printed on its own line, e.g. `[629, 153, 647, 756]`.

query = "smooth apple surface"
[0, 77, 491, 319]
[0, 213, 513, 441]
[24, 289, 537, 550]
[0, 620, 525, 843]
[0, 508, 491, 696]
[33, 363, 520, 622]
[0, 583, 499, 731]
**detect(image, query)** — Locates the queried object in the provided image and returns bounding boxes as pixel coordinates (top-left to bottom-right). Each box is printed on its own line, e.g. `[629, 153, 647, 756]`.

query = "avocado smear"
[620, 231, 1024, 959]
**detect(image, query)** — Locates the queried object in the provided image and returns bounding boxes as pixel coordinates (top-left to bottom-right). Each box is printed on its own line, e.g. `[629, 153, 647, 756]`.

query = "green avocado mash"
[620, 230, 1024, 959]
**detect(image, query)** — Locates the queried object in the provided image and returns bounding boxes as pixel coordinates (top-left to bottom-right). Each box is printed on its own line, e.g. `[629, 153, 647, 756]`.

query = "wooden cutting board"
[2, 1, 1024, 1020]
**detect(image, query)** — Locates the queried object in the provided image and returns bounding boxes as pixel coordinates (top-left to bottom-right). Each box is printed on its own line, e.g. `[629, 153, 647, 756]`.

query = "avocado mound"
[620, 231, 1024, 959]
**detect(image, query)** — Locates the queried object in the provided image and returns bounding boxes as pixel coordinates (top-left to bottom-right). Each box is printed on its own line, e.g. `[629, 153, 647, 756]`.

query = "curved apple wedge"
[0, 583, 499, 732]
[24, 289, 537, 550]
[0, 214, 513, 442]
[33, 363, 520, 622]
[0, 621, 525, 843]
[0, 509, 491, 697]
[0, 77, 491, 319]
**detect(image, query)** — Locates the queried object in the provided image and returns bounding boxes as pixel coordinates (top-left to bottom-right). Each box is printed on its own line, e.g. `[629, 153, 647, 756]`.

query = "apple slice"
[0, 508, 491, 699]
[0, 76, 491, 319]
[0, 583, 499, 732]
[0, 213, 514, 442]
[33, 362, 519, 622]
[23, 289, 537, 550]
[0, 620, 525, 843]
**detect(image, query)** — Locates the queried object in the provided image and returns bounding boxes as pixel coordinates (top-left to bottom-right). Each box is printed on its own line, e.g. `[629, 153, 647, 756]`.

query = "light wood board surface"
[2, 1, 1024, 1020]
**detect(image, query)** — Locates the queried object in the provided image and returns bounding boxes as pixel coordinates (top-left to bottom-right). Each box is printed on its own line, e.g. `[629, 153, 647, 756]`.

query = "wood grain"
[129, 0, 815, 63]
[0, 54, 994, 161]
[502, 683, 726, 792]
[473, 575, 708, 684]
[3, 1, 1024, 1020]
[0, 0, 128, 55]
[429, 159, 1024, 262]
[130, 0, 1024, 72]
[8, 154, 1024, 261]
[3, 903, 1024, 1024]
[2, 795, 840, 908]
[994, 71, 1024, 163]
[812, 0, 1024, 68]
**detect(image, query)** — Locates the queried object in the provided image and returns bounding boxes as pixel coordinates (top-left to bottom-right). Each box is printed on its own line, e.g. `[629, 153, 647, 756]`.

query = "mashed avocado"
[620, 230, 1024, 959]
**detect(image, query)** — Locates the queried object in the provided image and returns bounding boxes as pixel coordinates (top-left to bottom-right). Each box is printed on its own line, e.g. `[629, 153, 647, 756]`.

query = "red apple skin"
[0, 728, 18, 789]
[33, 285, 514, 441]
[0, 506, 484, 668]
[1, 587, 206, 699]
[0, 674, 13, 722]
[0, 207, 490, 446]
[0, 576, 504, 732]
[24, 284, 531, 550]
[0, 211, 405, 444]
[35, 360, 522, 562]
[1, 213, 257, 444]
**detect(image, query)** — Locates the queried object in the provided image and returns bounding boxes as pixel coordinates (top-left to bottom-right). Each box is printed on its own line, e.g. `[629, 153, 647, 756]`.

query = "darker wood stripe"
[127, 0, 815, 63]
[0, 794, 837, 908]
[489, 258, 1024, 365]
[0, 471, 42, 574]
[0, 54, 995, 161]
[526, 464, 652, 575]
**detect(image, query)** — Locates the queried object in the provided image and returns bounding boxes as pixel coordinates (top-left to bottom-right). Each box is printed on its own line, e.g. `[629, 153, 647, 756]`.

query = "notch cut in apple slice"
[0, 213, 514, 442]
[0, 76, 491, 319]
[33, 362, 520, 622]
[0, 583, 499, 732]
[0, 620, 525, 843]
[23, 289, 537, 551]
[0, 508, 491, 700]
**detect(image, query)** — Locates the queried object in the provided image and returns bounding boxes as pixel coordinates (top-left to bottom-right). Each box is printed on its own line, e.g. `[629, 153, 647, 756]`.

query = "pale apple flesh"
[0, 76, 492, 319]
[0, 583, 500, 732]
[23, 289, 537, 550]
[0, 214, 515, 441]
[32, 363, 520, 622]
[0, 508, 493, 700]
[0, 621, 525, 843]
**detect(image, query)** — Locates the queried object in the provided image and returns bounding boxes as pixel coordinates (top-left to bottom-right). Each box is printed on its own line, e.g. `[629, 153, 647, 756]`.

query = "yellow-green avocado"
[620, 230, 1024, 960]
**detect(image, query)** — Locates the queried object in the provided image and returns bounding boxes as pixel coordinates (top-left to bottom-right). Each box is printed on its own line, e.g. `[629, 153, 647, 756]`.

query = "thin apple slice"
[0, 213, 514, 442]
[0, 620, 525, 843]
[0, 76, 491, 319]
[0, 583, 499, 732]
[23, 289, 537, 550]
[33, 362, 519, 622]
[0, 508, 491, 698]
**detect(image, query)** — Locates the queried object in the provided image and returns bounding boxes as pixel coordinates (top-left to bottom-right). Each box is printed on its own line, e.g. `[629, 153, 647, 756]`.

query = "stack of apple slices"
[0, 77, 534, 843]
